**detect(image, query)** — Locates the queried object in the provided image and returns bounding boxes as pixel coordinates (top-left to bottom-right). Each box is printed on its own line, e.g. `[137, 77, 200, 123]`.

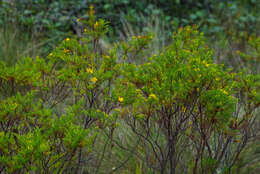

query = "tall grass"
[0, 22, 52, 65]
[118, 13, 172, 56]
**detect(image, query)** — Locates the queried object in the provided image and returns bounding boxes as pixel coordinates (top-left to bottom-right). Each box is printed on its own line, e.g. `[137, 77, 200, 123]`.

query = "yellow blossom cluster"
[181, 106, 186, 112]
[94, 21, 99, 29]
[220, 89, 228, 95]
[118, 96, 124, 102]
[64, 49, 70, 53]
[202, 60, 209, 67]
[91, 77, 98, 83]
[149, 93, 157, 100]
[86, 68, 94, 74]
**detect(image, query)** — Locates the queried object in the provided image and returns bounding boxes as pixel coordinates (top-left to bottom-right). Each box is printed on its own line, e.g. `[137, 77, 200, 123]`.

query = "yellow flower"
[223, 90, 228, 95]
[86, 68, 94, 74]
[66, 38, 70, 41]
[91, 77, 98, 83]
[137, 35, 142, 39]
[202, 60, 209, 67]
[181, 106, 186, 113]
[77, 18, 81, 22]
[84, 28, 87, 32]
[94, 21, 99, 29]
[118, 96, 124, 103]
[149, 93, 157, 100]
[49, 53, 53, 56]
[64, 49, 70, 53]
[216, 77, 220, 81]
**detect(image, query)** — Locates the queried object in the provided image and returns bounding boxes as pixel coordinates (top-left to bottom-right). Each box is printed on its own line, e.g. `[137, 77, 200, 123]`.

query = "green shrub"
[0, 7, 120, 173]
[116, 26, 260, 173]
[0, 6, 259, 174]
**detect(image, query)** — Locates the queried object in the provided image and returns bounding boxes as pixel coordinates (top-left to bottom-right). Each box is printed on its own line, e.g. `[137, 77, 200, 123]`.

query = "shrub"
[0, 6, 120, 173]
[116, 26, 260, 173]
[0, 6, 259, 174]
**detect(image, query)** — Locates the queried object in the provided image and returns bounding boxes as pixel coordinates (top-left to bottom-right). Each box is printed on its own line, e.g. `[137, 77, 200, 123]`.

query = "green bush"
[0, 7, 259, 173]
[115, 26, 260, 173]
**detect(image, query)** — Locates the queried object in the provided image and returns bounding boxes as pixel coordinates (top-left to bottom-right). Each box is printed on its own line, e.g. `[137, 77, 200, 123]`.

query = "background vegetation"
[0, 0, 259, 173]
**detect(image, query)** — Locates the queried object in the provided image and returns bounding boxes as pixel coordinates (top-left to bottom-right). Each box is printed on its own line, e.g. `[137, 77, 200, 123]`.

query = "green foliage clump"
[115, 26, 260, 174]
[0, 6, 119, 173]
[0, 6, 259, 174]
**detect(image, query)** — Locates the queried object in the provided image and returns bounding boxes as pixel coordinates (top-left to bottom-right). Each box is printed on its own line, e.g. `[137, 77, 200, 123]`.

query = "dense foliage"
[1, 0, 259, 41]
[0, 3, 259, 174]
